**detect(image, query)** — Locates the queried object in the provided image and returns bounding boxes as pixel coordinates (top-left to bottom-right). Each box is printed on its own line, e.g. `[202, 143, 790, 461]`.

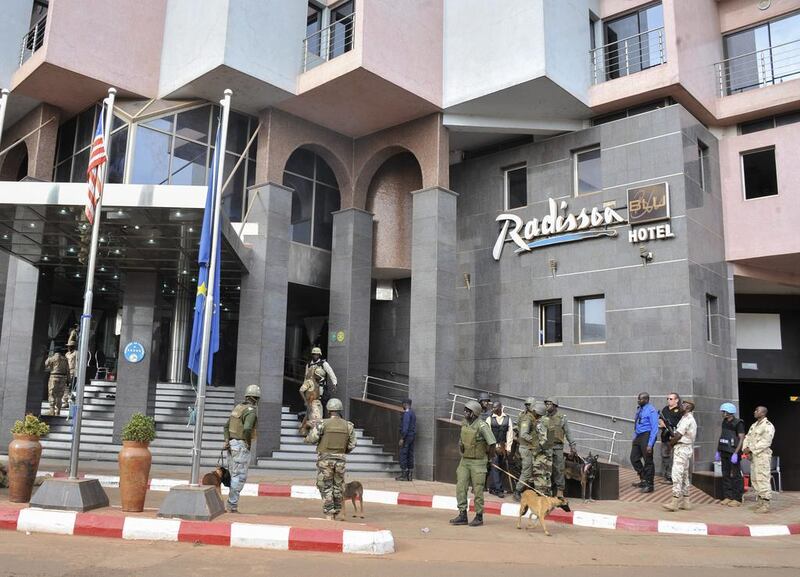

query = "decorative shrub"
[10, 414, 50, 437]
[121, 413, 156, 443]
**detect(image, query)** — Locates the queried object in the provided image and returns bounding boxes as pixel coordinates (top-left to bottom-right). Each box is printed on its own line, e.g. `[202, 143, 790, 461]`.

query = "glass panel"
[740, 117, 774, 134]
[329, 0, 355, 59]
[285, 148, 315, 178]
[724, 26, 770, 93]
[112, 114, 126, 131]
[171, 138, 207, 186]
[56, 118, 76, 162]
[226, 111, 249, 154]
[176, 106, 210, 144]
[604, 13, 638, 79]
[70, 148, 89, 183]
[579, 296, 606, 342]
[638, 4, 664, 70]
[143, 114, 174, 133]
[576, 148, 602, 194]
[316, 155, 338, 187]
[55, 160, 71, 182]
[283, 172, 313, 245]
[131, 126, 171, 185]
[246, 158, 256, 188]
[107, 126, 128, 184]
[541, 302, 562, 345]
[313, 183, 340, 250]
[222, 153, 245, 221]
[307, 3, 323, 56]
[768, 12, 800, 84]
[75, 106, 97, 151]
[742, 149, 778, 199]
[506, 166, 527, 209]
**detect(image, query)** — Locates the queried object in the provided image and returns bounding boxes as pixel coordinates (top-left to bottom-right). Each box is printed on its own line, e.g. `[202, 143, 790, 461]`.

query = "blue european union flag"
[188, 126, 222, 383]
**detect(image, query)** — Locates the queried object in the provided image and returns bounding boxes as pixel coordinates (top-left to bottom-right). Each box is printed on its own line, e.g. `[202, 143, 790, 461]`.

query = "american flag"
[85, 110, 107, 225]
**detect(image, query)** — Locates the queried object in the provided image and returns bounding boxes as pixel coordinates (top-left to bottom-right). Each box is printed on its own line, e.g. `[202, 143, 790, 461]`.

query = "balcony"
[590, 27, 666, 85]
[715, 38, 800, 97]
[19, 14, 47, 66]
[302, 11, 355, 72]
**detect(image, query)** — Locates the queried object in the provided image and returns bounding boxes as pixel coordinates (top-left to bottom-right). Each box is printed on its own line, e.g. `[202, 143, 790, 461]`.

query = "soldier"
[450, 400, 496, 527]
[477, 392, 492, 420]
[307, 347, 338, 412]
[513, 398, 547, 501]
[662, 399, 696, 511]
[223, 384, 260, 513]
[743, 406, 775, 514]
[305, 398, 357, 520]
[545, 397, 576, 498]
[299, 360, 326, 436]
[63, 344, 78, 409]
[44, 349, 69, 416]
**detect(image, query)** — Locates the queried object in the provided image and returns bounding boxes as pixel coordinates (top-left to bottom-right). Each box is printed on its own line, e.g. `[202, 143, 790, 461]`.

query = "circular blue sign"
[124, 341, 145, 363]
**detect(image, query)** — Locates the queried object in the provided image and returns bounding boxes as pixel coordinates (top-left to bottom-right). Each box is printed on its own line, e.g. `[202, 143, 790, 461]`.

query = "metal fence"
[361, 374, 409, 406]
[302, 12, 355, 72]
[715, 38, 800, 96]
[20, 15, 47, 66]
[590, 27, 666, 84]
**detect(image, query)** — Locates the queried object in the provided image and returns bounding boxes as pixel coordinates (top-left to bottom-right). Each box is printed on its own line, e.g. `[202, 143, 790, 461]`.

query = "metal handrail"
[302, 12, 355, 72]
[715, 38, 800, 96]
[590, 27, 666, 84]
[20, 15, 47, 66]
[361, 374, 409, 406]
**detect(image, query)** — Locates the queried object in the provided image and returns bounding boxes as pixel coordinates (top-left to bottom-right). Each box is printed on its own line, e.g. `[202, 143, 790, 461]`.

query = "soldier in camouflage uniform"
[223, 384, 260, 513]
[450, 400, 496, 527]
[44, 350, 70, 416]
[545, 397, 576, 498]
[743, 406, 776, 514]
[305, 398, 357, 520]
[513, 398, 549, 500]
[299, 361, 326, 435]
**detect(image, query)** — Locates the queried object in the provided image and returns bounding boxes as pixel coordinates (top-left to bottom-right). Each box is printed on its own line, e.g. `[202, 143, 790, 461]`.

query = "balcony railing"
[590, 27, 666, 85]
[302, 12, 355, 72]
[19, 15, 47, 66]
[715, 38, 800, 97]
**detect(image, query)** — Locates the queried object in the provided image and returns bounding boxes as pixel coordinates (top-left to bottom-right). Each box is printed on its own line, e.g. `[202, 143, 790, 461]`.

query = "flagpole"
[190, 88, 232, 486]
[0, 89, 10, 147]
[69, 87, 116, 479]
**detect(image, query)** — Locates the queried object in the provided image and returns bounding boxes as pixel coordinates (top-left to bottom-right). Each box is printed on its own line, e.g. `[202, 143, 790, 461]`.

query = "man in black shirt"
[716, 402, 746, 506]
[658, 392, 681, 483]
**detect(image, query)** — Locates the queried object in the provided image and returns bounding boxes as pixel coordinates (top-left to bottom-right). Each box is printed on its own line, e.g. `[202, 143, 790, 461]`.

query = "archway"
[0, 142, 29, 181]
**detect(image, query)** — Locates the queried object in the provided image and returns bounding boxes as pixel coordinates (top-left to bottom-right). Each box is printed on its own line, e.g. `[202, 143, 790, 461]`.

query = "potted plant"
[118, 412, 156, 512]
[8, 414, 49, 502]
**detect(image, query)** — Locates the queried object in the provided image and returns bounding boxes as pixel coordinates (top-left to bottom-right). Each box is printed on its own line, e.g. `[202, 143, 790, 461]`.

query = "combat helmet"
[464, 400, 483, 415]
[311, 347, 323, 355]
[326, 398, 344, 412]
[244, 384, 261, 398]
[533, 402, 547, 416]
[545, 396, 559, 406]
[478, 392, 491, 402]
[524, 397, 536, 407]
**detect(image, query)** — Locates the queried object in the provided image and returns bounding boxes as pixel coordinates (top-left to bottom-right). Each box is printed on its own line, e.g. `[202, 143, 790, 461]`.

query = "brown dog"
[516, 490, 571, 536]
[201, 467, 225, 497]
[343, 481, 364, 518]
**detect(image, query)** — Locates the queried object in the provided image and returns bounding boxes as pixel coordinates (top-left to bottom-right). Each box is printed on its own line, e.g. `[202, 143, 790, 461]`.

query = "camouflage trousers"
[516, 447, 552, 496]
[316, 456, 346, 515]
[307, 399, 323, 423]
[48, 377, 66, 415]
[750, 450, 772, 500]
[671, 444, 692, 498]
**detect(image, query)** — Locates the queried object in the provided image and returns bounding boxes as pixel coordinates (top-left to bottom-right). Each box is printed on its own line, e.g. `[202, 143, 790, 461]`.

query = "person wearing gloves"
[716, 402, 745, 507]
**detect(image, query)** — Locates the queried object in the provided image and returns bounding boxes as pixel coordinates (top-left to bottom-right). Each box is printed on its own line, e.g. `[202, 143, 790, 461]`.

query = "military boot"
[395, 470, 408, 481]
[679, 497, 693, 511]
[662, 496, 680, 512]
[468, 514, 483, 527]
[512, 490, 522, 502]
[407, 470, 413, 482]
[556, 488, 564, 498]
[749, 496, 763, 511]
[755, 499, 770, 514]
[449, 511, 468, 525]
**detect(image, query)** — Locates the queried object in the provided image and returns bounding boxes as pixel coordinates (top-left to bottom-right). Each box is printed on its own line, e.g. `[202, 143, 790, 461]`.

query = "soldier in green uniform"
[545, 396, 576, 498]
[450, 400, 496, 527]
[44, 349, 70, 416]
[223, 384, 260, 513]
[513, 398, 544, 500]
[305, 398, 357, 520]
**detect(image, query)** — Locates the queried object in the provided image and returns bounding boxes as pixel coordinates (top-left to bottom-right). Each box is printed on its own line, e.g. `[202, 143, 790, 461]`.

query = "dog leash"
[490, 463, 548, 497]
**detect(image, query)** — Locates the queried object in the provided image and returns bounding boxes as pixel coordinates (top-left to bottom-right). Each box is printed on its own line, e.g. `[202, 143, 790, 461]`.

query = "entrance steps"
[38, 381, 400, 476]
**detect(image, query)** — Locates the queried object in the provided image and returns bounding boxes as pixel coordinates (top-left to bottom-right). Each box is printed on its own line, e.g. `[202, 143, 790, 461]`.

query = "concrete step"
[268, 451, 393, 463]
[255, 460, 400, 473]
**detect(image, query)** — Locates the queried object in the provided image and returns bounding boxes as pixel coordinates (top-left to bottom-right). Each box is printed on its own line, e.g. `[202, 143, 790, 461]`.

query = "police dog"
[201, 467, 226, 497]
[565, 452, 599, 503]
[344, 481, 364, 518]
[516, 490, 571, 536]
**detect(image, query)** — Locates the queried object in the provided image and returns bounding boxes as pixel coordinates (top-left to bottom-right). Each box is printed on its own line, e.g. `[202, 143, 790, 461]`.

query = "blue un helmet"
[719, 402, 737, 415]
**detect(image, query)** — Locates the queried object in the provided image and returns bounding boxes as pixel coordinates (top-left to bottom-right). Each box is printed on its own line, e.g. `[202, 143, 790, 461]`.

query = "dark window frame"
[537, 300, 563, 346]
[576, 294, 607, 344]
[741, 146, 778, 200]
[504, 164, 527, 210]
[573, 145, 602, 196]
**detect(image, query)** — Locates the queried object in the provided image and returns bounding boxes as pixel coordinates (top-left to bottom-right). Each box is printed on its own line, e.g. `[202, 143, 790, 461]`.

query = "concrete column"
[408, 187, 458, 481]
[327, 208, 374, 417]
[235, 182, 291, 458]
[166, 287, 191, 383]
[0, 257, 42, 448]
[113, 272, 159, 441]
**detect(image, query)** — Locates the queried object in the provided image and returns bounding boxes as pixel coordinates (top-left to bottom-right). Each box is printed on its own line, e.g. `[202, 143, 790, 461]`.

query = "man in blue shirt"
[396, 398, 416, 481]
[631, 392, 659, 493]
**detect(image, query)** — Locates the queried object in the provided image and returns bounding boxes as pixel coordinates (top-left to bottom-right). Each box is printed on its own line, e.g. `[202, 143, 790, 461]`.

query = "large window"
[577, 295, 606, 343]
[723, 11, 800, 95]
[329, 0, 355, 59]
[537, 300, 562, 346]
[742, 147, 778, 199]
[603, 3, 665, 80]
[504, 165, 527, 209]
[283, 148, 341, 250]
[574, 146, 602, 195]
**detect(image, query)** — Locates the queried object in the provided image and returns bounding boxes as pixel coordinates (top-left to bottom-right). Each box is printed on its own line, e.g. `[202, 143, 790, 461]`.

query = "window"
[283, 148, 341, 250]
[329, 1, 355, 59]
[504, 165, 527, 209]
[538, 300, 562, 346]
[742, 148, 778, 199]
[577, 296, 606, 343]
[723, 11, 800, 95]
[706, 294, 719, 344]
[574, 146, 602, 195]
[739, 110, 800, 135]
[698, 140, 709, 191]
[306, 3, 323, 58]
[603, 3, 665, 80]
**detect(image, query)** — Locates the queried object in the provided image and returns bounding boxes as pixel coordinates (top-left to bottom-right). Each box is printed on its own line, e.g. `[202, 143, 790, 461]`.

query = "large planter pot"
[8, 434, 42, 503]
[118, 440, 152, 512]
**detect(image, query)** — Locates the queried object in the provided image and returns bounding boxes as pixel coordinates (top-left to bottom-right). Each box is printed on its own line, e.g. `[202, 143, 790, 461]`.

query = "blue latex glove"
[731, 453, 739, 465]
[714, 451, 720, 462]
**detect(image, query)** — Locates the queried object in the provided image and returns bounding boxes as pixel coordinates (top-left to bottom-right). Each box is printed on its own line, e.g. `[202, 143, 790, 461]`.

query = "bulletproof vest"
[227, 403, 255, 440]
[517, 412, 540, 448]
[318, 417, 349, 454]
[460, 419, 488, 459]
[48, 355, 69, 375]
[490, 415, 510, 443]
[547, 412, 566, 445]
[718, 418, 741, 453]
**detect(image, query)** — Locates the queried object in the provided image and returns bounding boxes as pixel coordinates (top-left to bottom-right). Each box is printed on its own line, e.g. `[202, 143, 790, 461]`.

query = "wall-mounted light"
[463, 272, 471, 290]
[640, 246, 653, 265]
[549, 259, 558, 278]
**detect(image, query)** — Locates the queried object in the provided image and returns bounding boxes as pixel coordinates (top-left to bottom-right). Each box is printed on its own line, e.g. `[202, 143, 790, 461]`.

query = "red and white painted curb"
[0, 507, 394, 555]
[44, 472, 800, 538]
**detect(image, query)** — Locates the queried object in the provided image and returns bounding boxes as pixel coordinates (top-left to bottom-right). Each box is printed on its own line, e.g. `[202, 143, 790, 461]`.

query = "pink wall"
[721, 125, 800, 262]
[718, 0, 800, 33]
[672, 0, 723, 115]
